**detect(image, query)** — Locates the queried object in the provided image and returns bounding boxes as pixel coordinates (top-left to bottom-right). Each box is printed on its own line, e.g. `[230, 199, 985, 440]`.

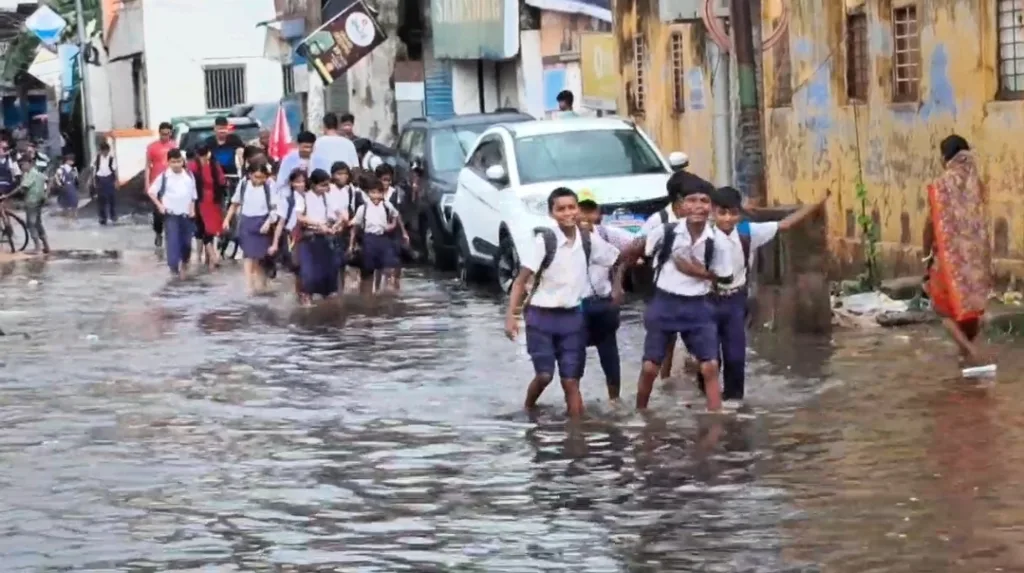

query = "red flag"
[267, 103, 292, 161]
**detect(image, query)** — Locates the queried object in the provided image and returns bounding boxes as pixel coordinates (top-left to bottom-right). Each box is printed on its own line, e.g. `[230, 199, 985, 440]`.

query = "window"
[632, 34, 647, 113]
[430, 125, 490, 172]
[397, 128, 417, 156]
[282, 64, 295, 96]
[513, 129, 667, 185]
[772, 19, 793, 106]
[670, 31, 685, 113]
[892, 5, 920, 102]
[469, 137, 504, 171]
[407, 129, 427, 161]
[203, 65, 247, 111]
[998, 0, 1024, 97]
[846, 13, 869, 101]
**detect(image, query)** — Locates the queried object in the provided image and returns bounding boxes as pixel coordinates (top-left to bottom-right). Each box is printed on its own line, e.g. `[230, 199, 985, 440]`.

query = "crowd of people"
[142, 112, 412, 304]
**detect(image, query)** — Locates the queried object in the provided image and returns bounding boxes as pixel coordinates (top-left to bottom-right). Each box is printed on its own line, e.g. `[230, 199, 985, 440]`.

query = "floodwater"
[2, 218, 1024, 572]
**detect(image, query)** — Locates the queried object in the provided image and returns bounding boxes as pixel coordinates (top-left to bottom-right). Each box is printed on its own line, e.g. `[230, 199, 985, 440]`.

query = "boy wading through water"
[505, 187, 620, 418]
[348, 174, 401, 295]
[700, 186, 829, 407]
[147, 149, 197, 279]
[635, 174, 732, 412]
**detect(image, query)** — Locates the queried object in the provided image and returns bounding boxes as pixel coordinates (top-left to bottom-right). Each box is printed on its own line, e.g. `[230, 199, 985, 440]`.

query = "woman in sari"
[924, 135, 992, 368]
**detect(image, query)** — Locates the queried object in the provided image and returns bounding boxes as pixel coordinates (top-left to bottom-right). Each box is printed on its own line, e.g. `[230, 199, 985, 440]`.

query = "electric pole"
[74, 0, 95, 163]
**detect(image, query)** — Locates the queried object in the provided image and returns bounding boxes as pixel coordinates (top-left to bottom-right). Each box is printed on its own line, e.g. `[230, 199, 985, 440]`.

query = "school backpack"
[348, 185, 365, 217]
[93, 155, 115, 173]
[651, 222, 752, 285]
[657, 208, 670, 224]
[237, 179, 272, 211]
[156, 170, 196, 201]
[531, 226, 592, 296]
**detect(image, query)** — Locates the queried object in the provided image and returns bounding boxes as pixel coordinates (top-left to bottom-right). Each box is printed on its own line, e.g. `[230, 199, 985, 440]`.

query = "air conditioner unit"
[659, 0, 729, 23]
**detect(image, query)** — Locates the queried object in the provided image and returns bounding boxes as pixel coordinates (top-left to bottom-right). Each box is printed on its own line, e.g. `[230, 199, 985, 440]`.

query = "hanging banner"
[579, 32, 619, 110]
[298, 0, 387, 85]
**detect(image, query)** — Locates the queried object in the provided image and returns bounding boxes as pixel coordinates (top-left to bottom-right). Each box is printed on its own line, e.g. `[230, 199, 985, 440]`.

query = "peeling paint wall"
[612, 0, 717, 181]
[346, 0, 400, 144]
[762, 0, 1024, 279]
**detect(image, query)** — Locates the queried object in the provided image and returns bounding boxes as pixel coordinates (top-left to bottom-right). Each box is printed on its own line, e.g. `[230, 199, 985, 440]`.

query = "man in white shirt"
[702, 186, 828, 406]
[276, 131, 316, 194]
[504, 187, 620, 419]
[93, 141, 118, 225]
[311, 112, 359, 174]
[148, 149, 197, 279]
[638, 176, 732, 412]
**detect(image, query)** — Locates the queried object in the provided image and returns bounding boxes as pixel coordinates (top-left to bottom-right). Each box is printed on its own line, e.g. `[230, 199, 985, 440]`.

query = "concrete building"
[104, 0, 286, 130]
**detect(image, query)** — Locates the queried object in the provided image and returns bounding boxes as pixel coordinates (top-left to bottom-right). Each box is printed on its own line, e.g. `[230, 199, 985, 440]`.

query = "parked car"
[172, 115, 262, 154]
[392, 110, 534, 269]
[449, 117, 678, 290]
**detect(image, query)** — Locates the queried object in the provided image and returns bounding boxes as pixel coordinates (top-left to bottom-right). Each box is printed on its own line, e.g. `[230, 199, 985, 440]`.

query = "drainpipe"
[708, 20, 731, 187]
[730, 0, 766, 205]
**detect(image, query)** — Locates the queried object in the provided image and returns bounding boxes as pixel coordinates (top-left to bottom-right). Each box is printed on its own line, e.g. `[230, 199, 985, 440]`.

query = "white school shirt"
[640, 205, 678, 236]
[353, 200, 399, 235]
[644, 221, 732, 296]
[95, 153, 117, 177]
[522, 225, 620, 308]
[275, 188, 301, 231]
[588, 224, 636, 297]
[720, 222, 779, 290]
[311, 134, 359, 174]
[295, 191, 334, 225]
[148, 169, 196, 216]
[327, 184, 351, 221]
[230, 178, 277, 218]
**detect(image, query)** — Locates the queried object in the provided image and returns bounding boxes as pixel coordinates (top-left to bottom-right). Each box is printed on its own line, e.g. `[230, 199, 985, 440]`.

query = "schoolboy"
[348, 174, 401, 294]
[504, 187, 620, 418]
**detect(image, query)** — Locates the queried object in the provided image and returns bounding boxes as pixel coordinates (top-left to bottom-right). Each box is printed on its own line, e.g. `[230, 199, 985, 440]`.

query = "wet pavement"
[2, 215, 1024, 572]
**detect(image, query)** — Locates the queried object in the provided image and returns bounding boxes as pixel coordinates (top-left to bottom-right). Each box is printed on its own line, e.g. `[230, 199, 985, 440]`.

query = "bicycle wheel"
[1, 212, 28, 252]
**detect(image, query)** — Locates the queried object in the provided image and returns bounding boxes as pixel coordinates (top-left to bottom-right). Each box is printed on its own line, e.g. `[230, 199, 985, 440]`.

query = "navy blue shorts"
[525, 306, 586, 379]
[642, 290, 719, 364]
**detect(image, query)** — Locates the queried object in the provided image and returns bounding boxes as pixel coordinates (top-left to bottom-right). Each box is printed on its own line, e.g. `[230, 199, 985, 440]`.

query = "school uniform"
[295, 191, 341, 296]
[94, 153, 117, 224]
[383, 186, 406, 260]
[584, 224, 634, 389]
[704, 221, 778, 400]
[523, 226, 619, 380]
[230, 179, 278, 260]
[148, 169, 197, 273]
[640, 205, 678, 235]
[57, 164, 79, 210]
[352, 200, 400, 272]
[642, 222, 732, 366]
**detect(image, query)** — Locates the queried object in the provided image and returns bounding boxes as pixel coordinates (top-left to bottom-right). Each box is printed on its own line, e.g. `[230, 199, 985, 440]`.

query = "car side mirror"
[485, 164, 507, 183]
[668, 151, 689, 170]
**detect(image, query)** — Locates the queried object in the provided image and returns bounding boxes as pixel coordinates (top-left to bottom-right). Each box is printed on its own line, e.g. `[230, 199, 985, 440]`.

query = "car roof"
[405, 112, 534, 130]
[174, 116, 259, 128]
[501, 117, 637, 138]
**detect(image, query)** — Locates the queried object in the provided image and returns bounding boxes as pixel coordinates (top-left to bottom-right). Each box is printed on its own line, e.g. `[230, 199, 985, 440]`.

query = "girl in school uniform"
[223, 163, 278, 294]
[295, 169, 347, 304]
[375, 163, 410, 289]
[347, 174, 401, 295]
[271, 168, 306, 291]
[56, 152, 79, 219]
[504, 187, 620, 419]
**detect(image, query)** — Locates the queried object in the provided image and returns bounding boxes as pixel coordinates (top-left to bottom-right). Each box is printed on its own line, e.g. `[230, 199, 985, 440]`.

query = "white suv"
[449, 117, 678, 290]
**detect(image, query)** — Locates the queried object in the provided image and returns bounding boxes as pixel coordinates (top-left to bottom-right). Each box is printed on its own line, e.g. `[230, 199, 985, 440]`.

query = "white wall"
[106, 59, 136, 130]
[141, 0, 282, 127]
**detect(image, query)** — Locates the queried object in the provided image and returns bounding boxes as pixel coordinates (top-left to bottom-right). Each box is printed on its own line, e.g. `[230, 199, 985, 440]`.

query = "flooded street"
[2, 217, 1024, 572]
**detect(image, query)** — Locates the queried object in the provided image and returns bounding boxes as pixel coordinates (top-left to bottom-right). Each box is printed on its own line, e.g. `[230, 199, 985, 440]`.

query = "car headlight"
[521, 196, 549, 216]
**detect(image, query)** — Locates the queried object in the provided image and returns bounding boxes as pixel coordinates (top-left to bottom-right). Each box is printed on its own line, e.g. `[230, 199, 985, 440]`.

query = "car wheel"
[494, 233, 520, 294]
[455, 227, 486, 285]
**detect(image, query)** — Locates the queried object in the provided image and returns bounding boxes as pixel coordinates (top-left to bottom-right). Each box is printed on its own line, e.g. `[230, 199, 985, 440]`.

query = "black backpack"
[157, 170, 195, 201]
[348, 186, 365, 218]
[530, 226, 592, 297]
[93, 155, 115, 173]
[650, 223, 752, 286]
[238, 179, 272, 211]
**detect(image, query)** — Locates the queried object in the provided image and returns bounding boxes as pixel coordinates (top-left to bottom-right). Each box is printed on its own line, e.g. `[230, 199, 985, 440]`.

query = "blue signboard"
[431, 0, 519, 60]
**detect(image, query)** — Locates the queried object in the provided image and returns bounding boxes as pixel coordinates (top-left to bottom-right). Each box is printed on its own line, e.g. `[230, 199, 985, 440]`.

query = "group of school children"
[146, 131, 409, 304]
[505, 171, 828, 417]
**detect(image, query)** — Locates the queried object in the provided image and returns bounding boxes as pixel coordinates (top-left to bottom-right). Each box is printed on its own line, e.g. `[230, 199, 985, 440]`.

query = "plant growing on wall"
[855, 177, 880, 291]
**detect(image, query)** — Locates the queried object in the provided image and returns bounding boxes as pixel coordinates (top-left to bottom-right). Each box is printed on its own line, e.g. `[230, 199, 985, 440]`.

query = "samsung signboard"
[430, 0, 519, 60]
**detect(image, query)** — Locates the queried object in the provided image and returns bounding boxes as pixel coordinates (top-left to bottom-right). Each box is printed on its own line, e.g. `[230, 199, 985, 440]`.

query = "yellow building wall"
[612, 0, 719, 182]
[762, 0, 1024, 278]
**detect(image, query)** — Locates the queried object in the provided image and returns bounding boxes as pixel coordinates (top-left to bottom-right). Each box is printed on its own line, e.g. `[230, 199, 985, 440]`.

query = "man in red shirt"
[146, 121, 177, 247]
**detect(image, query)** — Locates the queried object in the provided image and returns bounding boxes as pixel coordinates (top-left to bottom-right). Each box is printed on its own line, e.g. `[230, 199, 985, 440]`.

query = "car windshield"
[180, 125, 261, 152]
[429, 125, 489, 172]
[513, 129, 666, 185]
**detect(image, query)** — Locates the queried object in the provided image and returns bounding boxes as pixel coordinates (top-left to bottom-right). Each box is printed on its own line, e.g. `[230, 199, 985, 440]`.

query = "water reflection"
[1, 225, 1023, 571]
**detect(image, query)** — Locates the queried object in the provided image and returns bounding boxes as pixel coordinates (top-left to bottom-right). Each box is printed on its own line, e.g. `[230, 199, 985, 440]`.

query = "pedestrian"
[355, 138, 383, 174]
[335, 162, 367, 291]
[204, 116, 245, 187]
[311, 112, 358, 174]
[275, 131, 316, 195]
[636, 173, 732, 412]
[701, 185, 828, 407]
[92, 141, 118, 225]
[0, 140, 21, 200]
[339, 113, 355, 139]
[503, 187, 620, 418]
[223, 163, 278, 294]
[17, 156, 49, 254]
[147, 149, 197, 279]
[348, 174, 400, 295]
[271, 168, 306, 292]
[375, 163, 410, 289]
[924, 134, 994, 372]
[146, 122, 177, 247]
[576, 190, 633, 402]
[188, 144, 227, 271]
[295, 168, 345, 305]
[555, 90, 580, 118]
[55, 152, 79, 219]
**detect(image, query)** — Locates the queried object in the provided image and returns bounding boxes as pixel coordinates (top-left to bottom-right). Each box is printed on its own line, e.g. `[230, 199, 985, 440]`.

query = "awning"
[524, 0, 611, 22]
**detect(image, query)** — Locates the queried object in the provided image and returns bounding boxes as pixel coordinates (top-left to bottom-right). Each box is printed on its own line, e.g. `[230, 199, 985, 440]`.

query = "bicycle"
[0, 196, 28, 253]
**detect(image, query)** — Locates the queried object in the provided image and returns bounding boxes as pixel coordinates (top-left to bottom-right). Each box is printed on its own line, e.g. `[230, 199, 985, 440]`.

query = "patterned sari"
[926, 150, 991, 324]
